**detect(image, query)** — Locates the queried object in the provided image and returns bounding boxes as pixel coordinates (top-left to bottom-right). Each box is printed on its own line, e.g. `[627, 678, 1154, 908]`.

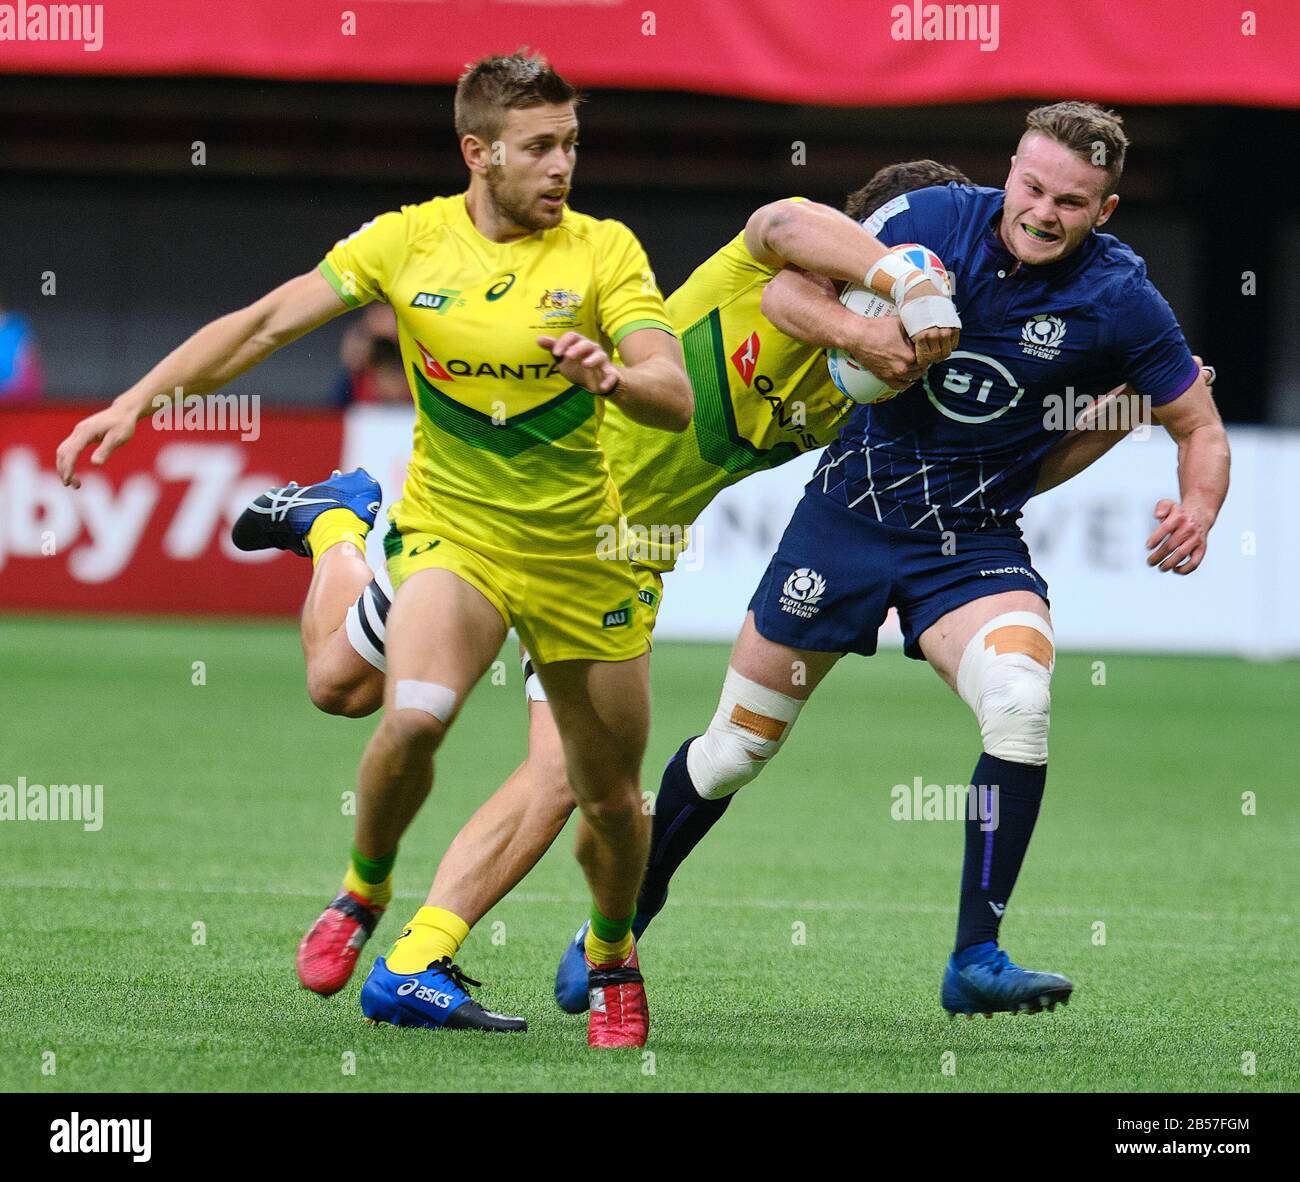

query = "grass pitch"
[1, 616, 1296, 1092]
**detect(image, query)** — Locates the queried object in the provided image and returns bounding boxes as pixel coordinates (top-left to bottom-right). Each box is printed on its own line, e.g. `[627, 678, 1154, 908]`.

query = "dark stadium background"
[2, 73, 1297, 424]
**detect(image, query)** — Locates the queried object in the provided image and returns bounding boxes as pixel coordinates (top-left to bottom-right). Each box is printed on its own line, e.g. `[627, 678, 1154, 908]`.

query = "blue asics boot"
[555, 913, 651, 1015]
[360, 956, 527, 1032]
[231, 467, 381, 557]
[941, 941, 1073, 1018]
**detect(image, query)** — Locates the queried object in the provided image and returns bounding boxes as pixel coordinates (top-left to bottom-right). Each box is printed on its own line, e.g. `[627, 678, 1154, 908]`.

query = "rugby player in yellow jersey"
[54, 51, 710, 1049]
[256, 158, 1185, 1024]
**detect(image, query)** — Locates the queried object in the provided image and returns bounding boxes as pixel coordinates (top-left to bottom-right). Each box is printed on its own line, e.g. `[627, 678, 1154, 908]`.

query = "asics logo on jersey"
[396, 979, 456, 1008]
[485, 273, 516, 301]
[1020, 314, 1067, 360]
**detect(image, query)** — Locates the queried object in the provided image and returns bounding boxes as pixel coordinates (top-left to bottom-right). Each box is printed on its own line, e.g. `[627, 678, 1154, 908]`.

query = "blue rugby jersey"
[815, 184, 1199, 533]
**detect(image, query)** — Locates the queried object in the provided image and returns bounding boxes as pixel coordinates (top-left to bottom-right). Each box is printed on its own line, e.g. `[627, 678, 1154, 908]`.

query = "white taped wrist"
[864, 252, 918, 302]
[899, 295, 961, 336]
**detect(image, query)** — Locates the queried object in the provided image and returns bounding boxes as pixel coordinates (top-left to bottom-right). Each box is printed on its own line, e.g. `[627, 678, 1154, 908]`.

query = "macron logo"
[50, 1113, 151, 1163]
[988, 901, 1006, 917]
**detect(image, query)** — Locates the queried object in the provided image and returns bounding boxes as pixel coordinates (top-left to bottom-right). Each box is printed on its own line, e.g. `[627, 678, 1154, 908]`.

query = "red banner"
[0, 406, 343, 616]
[0, 0, 1297, 108]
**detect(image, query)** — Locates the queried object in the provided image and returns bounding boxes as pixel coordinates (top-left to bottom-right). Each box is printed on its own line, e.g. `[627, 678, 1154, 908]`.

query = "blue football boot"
[941, 941, 1073, 1018]
[555, 912, 651, 1015]
[231, 467, 381, 558]
[360, 956, 527, 1032]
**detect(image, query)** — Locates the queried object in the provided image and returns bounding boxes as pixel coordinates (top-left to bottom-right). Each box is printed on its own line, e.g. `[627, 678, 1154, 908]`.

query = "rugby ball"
[826, 243, 951, 405]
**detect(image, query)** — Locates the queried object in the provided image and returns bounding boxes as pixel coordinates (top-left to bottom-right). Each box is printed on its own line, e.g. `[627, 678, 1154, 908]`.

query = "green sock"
[350, 845, 397, 885]
[589, 906, 633, 943]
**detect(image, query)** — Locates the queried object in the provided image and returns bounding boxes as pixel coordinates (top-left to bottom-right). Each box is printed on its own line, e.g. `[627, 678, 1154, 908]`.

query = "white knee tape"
[393, 679, 457, 724]
[686, 667, 805, 800]
[956, 612, 1053, 765]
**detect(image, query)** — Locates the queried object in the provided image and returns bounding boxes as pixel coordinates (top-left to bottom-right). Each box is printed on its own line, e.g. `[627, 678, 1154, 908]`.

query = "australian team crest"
[1020, 314, 1067, 360]
[536, 288, 584, 327]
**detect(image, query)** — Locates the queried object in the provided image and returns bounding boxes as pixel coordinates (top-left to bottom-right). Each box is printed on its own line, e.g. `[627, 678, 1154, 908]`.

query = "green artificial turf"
[1, 616, 1295, 1092]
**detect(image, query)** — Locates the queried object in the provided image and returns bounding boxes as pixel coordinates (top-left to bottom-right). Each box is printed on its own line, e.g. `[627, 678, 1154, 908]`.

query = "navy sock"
[635, 737, 735, 929]
[954, 752, 1047, 954]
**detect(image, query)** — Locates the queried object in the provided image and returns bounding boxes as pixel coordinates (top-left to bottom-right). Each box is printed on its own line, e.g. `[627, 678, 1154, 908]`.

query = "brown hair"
[844, 160, 972, 222]
[454, 51, 579, 142]
[1024, 101, 1128, 196]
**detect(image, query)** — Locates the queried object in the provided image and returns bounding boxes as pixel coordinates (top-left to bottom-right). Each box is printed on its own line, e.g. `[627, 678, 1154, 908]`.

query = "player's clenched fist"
[1146, 498, 1211, 575]
[56, 401, 138, 489]
[538, 332, 620, 395]
[898, 278, 960, 368]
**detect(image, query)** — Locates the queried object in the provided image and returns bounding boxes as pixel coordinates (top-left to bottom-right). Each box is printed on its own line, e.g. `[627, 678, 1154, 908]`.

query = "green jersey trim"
[611, 318, 677, 347]
[680, 309, 800, 476]
[319, 259, 366, 309]
[411, 364, 595, 459]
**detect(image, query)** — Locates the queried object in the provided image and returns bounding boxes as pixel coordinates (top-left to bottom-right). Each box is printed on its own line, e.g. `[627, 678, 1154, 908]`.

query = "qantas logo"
[416, 340, 454, 382]
[731, 332, 760, 386]
[414, 339, 561, 383]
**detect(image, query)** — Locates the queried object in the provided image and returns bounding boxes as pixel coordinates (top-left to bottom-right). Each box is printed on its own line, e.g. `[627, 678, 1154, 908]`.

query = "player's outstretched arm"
[538, 327, 692, 432]
[759, 266, 925, 389]
[745, 198, 959, 366]
[1146, 374, 1230, 575]
[56, 268, 350, 487]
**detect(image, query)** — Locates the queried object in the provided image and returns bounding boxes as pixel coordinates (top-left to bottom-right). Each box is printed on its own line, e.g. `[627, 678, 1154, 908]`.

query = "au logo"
[411, 289, 464, 315]
[602, 600, 632, 628]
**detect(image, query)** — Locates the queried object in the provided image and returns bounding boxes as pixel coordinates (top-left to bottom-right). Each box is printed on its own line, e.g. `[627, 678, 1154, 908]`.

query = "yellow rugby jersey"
[602, 207, 854, 573]
[319, 194, 673, 555]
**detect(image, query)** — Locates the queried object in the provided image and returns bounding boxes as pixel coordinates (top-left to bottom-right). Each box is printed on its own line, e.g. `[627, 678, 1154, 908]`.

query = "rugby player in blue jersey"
[556, 101, 1230, 1018]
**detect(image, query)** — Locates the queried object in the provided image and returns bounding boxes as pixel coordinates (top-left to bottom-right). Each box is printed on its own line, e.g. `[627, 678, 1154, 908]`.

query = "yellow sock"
[584, 928, 633, 967]
[307, 508, 369, 566]
[386, 906, 470, 973]
[343, 864, 392, 911]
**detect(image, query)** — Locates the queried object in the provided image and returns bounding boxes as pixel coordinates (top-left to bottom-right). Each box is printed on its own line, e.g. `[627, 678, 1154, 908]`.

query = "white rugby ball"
[826, 243, 951, 405]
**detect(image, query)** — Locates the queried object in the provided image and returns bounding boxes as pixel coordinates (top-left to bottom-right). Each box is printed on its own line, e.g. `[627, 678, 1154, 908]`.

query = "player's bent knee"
[528, 750, 576, 814]
[956, 611, 1054, 765]
[686, 666, 806, 800]
[384, 679, 458, 750]
[306, 666, 381, 718]
[579, 781, 644, 826]
[383, 707, 448, 751]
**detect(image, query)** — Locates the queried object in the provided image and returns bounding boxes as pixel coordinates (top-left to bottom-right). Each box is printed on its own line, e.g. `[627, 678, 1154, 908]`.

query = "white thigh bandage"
[956, 612, 1054, 765]
[686, 667, 806, 800]
[393, 679, 457, 724]
[344, 564, 394, 673]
